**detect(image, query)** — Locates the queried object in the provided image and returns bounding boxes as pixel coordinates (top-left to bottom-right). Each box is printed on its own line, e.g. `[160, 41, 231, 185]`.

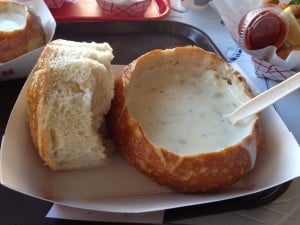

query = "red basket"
[97, 0, 151, 17]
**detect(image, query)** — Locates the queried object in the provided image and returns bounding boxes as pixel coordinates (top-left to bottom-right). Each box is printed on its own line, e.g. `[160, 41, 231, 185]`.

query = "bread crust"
[0, 0, 45, 63]
[108, 46, 262, 193]
[27, 66, 55, 168]
[277, 45, 300, 59]
[27, 40, 114, 171]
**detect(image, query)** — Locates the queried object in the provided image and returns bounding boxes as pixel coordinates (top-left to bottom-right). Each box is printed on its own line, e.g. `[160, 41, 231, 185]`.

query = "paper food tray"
[0, 65, 300, 213]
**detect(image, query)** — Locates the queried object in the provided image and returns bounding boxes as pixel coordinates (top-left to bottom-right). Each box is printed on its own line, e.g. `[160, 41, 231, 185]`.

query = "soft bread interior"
[0, 1, 26, 31]
[125, 54, 255, 156]
[47, 40, 113, 68]
[41, 41, 113, 68]
[40, 59, 111, 169]
[28, 40, 114, 171]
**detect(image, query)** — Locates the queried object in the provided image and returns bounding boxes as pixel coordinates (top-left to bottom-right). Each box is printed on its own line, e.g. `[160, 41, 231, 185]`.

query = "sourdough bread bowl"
[108, 46, 262, 193]
[0, 0, 46, 63]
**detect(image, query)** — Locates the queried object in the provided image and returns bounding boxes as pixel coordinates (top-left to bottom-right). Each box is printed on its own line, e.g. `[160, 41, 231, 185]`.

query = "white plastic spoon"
[224, 71, 300, 125]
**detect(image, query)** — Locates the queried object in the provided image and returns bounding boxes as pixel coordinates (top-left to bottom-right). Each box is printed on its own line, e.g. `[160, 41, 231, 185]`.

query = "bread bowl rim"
[0, 0, 29, 33]
[108, 46, 262, 192]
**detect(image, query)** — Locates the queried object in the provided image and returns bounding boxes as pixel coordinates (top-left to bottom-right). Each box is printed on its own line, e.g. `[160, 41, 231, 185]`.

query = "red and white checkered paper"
[252, 57, 296, 82]
[97, 0, 151, 17]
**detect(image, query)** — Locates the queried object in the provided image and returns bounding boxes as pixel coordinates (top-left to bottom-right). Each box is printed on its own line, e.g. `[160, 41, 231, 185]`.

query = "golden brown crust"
[262, 1, 300, 17]
[262, 0, 287, 8]
[290, 5, 300, 18]
[277, 45, 300, 59]
[108, 46, 262, 193]
[263, 0, 279, 4]
[27, 45, 54, 169]
[0, 0, 45, 63]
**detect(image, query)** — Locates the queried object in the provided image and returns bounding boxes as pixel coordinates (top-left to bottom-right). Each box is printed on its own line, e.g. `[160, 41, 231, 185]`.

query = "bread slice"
[27, 39, 114, 171]
[36, 39, 113, 69]
[108, 46, 262, 192]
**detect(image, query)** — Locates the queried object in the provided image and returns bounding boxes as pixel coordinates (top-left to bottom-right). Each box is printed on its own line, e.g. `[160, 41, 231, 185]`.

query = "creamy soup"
[126, 67, 255, 155]
[0, 12, 26, 31]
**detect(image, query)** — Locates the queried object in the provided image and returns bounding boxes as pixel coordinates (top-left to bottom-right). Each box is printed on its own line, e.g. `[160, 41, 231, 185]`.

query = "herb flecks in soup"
[126, 67, 254, 155]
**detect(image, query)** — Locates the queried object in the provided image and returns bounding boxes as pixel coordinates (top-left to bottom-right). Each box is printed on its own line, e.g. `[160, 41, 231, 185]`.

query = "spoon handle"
[225, 72, 300, 124]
